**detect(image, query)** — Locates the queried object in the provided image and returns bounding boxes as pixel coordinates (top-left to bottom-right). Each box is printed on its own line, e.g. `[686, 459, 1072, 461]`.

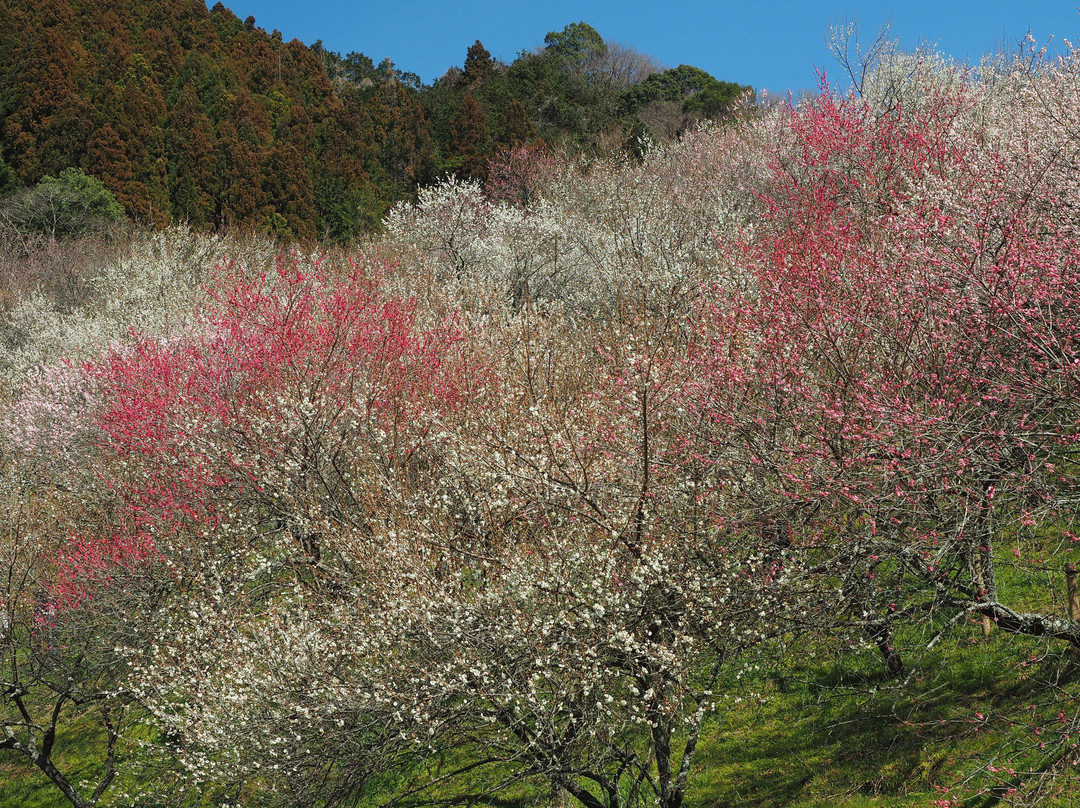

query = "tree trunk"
[1067, 565, 1080, 622]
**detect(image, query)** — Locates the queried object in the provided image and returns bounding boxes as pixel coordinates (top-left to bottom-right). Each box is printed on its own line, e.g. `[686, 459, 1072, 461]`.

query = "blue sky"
[218, 1, 1080, 97]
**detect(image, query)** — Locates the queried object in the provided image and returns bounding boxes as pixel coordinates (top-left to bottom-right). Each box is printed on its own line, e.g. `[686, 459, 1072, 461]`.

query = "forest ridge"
[0, 0, 749, 241]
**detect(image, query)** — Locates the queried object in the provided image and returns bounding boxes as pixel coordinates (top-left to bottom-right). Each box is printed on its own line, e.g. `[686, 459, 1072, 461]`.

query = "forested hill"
[0, 0, 751, 241]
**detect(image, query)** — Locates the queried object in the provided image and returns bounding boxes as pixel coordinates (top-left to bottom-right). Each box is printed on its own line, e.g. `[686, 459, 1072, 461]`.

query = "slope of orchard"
[2, 41, 1080, 808]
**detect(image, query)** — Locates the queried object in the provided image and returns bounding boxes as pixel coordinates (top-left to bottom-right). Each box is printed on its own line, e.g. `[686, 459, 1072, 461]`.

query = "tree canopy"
[0, 3, 751, 240]
[0, 166, 124, 239]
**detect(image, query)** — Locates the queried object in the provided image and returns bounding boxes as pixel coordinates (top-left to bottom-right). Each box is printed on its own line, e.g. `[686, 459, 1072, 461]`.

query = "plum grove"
[4, 40, 1080, 808]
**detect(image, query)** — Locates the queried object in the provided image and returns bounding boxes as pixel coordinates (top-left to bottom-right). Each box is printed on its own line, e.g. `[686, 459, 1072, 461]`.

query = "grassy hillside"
[4, 623, 1078, 806]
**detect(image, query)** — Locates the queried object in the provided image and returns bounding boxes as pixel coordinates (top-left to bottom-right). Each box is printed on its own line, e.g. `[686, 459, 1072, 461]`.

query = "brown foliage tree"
[495, 98, 536, 148]
[450, 94, 489, 181]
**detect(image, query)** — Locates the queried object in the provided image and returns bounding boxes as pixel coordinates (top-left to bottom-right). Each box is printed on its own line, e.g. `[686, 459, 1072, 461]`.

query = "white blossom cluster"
[385, 127, 763, 321]
[0, 228, 288, 398]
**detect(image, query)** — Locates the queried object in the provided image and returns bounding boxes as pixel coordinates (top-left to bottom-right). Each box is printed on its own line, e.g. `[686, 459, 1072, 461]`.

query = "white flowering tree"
[19, 249, 805, 808]
[384, 125, 763, 321]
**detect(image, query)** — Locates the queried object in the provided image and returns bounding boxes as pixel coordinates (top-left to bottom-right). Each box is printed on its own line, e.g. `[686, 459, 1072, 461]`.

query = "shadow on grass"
[687, 632, 1080, 808]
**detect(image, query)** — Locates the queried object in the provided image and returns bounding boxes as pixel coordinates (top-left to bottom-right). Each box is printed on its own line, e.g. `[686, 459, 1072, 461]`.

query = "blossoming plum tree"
[89, 256, 801, 808]
[7, 39, 1080, 807]
[691, 75, 1080, 680]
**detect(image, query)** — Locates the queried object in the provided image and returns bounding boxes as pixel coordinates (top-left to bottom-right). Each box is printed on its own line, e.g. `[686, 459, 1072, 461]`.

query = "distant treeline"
[0, 0, 751, 242]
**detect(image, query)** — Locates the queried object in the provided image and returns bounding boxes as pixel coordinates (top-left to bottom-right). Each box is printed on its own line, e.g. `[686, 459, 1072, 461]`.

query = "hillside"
[3, 10, 1080, 808]
[0, 0, 748, 241]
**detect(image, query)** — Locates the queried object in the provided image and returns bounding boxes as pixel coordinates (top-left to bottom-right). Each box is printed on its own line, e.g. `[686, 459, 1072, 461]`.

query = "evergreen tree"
[543, 21, 606, 66]
[213, 120, 266, 229]
[463, 40, 495, 86]
[0, 154, 13, 196]
[2, 13, 89, 183]
[166, 83, 216, 228]
[450, 94, 489, 181]
[83, 124, 135, 207]
[102, 54, 171, 224]
[314, 105, 382, 240]
[495, 99, 536, 148]
[370, 79, 436, 193]
[262, 142, 317, 241]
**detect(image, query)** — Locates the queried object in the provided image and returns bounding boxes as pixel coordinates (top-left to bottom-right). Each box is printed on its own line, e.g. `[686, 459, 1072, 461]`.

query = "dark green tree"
[99, 54, 171, 225]
[0, 153, 15, 197]
[543, 21, 606, 66]
[213, 121, 266, 230]
[463, 40, 495, 86]
[450, 94, 489, 181]
[339, 51, 379, 87]
[495, 99, 536, 148]
[83, 124, 135, 209]
[165, 83, 216, 228]
[505, 23, 621, 147]
[369, 79, 436, 193]
[622, 64, 751, 119]
[262, 142, 317, 241]
[682, 80, 751, 118]
[2, 13, 92, 183]
[313, 106, 382, 240]
[0, 167, 124, 239]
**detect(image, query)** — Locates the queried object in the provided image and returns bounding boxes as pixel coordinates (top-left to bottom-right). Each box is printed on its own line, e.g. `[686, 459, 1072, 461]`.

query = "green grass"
[686, 626, 1080, 808]
[0, 714, 114, 808]
[6, 570, 1080, 807]
[6, 636, 1079, 808]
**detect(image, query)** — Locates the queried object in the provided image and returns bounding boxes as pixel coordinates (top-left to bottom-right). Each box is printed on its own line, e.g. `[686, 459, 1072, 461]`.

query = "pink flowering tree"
[485, 141, 560, 208]
[71, 254, 488, 799]
[114, 290, 804, 808]
[0, 456, 159, 808]
[690, 78, 1080, 681]
[1, 252, 477, 805]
